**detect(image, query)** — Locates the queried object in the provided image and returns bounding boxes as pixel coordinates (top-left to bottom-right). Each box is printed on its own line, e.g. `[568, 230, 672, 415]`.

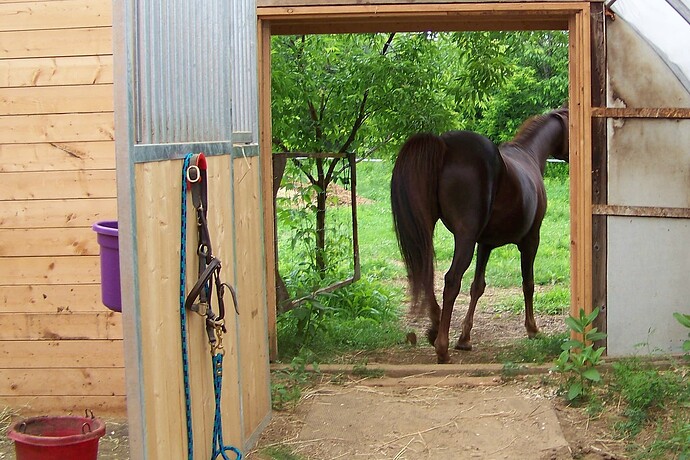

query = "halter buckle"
[189, 301, 209, 317]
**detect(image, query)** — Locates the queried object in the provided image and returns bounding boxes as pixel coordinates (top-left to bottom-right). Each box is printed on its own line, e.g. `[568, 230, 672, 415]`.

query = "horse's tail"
[391, 133, 446, 314]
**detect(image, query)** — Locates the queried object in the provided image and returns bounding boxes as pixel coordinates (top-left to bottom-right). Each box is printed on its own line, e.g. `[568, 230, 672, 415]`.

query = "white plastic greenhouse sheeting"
[611, 0, 690, 92]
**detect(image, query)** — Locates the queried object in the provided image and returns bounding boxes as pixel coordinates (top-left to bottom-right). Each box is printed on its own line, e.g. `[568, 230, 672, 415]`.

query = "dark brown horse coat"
[391, 108, 569, 363]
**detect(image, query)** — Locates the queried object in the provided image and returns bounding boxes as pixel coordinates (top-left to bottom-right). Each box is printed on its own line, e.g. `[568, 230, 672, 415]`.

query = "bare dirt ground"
[248, 376, 627, 460]
[245, 295, 629, 460]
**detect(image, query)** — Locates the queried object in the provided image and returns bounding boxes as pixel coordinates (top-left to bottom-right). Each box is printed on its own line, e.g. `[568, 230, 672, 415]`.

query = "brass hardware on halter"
[211, 320, 226, 356]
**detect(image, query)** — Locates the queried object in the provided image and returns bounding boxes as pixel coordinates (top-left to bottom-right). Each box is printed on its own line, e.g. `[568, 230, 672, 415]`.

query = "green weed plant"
[552, 307, 607, 402]
[610, 358, 690, 459]
[673, 312, 690, 356]
[270, 357, 318, 411]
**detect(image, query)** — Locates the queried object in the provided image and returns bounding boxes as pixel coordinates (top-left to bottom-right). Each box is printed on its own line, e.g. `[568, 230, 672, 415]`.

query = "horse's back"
[480, 145, 548, 245]
[437, 131, 503, 239]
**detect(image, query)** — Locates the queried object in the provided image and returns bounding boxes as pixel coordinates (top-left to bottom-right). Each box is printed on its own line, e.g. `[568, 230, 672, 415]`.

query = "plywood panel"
[135, 160, 186, 460]
[0, 198, 117, 228]
[1, 368, 124, 396]
[0, 340, 124, 368]
[0, 1, 111, 32]
[0, 112, 114, 143]
[1, 84, 113, 115]
[0, 395, 126, 417]
[607, 18, 690, 108]
[234, 155, 272, 441]
[0, 228, 99, 256]
[0, 28, 112, 59]
[0, 141, 115, 172]
[608, 119, 690, 209]
[1, 170, 116, 199]
[134, 155, 244, 459]
[0, 55, 113, 87]
[0, 284, 102, 313]
[205, 155, 244, 449]
[0, 312, 122, 340]
[607, 217, 690, 356]
[0, 255, 99, 285]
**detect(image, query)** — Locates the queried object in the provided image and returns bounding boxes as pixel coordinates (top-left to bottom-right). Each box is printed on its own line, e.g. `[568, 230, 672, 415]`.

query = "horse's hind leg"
[425, 294, 441, 346]
[435, 237, 475, 363]
[519, 239, 540, 338]
[456, 244, 493, 351]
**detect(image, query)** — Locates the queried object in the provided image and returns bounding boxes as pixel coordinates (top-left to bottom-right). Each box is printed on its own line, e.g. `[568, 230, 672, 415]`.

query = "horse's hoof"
[455, 342, 472, 351]
[527, 329, 540, 339]
[437, 355, 452, 364]
[426, 328, 438, 345]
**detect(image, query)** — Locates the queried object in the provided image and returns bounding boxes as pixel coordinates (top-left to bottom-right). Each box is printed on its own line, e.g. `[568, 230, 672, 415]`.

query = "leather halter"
[183, 153, 238, 352]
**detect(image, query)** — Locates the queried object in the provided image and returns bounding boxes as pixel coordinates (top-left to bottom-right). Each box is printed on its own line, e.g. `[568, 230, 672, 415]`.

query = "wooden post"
[568, 6, 593, 324]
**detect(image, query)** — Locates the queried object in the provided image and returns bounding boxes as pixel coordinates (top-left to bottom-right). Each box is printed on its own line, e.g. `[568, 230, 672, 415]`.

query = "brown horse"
[391, 108, 569, 363]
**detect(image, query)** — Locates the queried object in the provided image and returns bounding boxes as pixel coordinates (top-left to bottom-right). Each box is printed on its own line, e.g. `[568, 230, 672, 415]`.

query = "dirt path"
[251, 379, 570, 459]
[247, 370, 626, 460]
[247, 300, 628, 460]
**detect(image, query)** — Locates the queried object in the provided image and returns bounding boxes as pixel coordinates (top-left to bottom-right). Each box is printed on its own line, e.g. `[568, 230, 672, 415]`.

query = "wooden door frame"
[257, 2, 594, 359]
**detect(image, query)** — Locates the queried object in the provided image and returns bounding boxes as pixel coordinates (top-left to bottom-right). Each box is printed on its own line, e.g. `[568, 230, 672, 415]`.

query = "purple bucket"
[92, 221, 121, 312]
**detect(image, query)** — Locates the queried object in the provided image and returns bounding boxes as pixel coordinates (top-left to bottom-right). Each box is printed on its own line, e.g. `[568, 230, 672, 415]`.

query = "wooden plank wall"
[0, 0, 125, 415]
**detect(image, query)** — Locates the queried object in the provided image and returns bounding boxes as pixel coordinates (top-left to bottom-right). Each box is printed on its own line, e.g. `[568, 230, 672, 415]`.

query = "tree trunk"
[272, 154, 293, 312]
[315, 157, 327, 277]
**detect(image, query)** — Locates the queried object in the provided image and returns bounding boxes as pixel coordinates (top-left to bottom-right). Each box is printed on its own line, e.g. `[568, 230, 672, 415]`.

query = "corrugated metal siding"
[134, 0, 233, 145]
[232, 0, 259, 142]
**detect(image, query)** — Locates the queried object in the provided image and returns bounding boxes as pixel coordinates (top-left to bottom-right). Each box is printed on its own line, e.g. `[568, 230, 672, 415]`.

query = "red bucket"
[7, 415, 106, 460]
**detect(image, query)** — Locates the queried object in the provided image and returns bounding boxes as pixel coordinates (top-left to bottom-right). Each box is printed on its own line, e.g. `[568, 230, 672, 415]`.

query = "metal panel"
[232, 0, 259, 142]
[607, 18, 690, 108]
[134, 0, 233, 146]
[607, 217, 690, 356]
[608, 118, 690, 209]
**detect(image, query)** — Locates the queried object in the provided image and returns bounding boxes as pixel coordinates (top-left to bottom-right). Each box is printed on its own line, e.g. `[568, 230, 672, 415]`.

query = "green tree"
[460, 31, 569, 142]
[272, 33, 465, 280]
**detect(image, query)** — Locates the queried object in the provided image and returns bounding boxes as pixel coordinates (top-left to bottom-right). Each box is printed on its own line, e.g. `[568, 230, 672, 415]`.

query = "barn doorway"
[257, 2, 595, 360]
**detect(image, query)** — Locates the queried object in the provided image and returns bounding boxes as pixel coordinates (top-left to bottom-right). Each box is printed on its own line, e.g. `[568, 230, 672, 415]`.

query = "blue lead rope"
[212, 353, 242, 460]
[180, 153, 195, 460]
[181, 153, 242, 460]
